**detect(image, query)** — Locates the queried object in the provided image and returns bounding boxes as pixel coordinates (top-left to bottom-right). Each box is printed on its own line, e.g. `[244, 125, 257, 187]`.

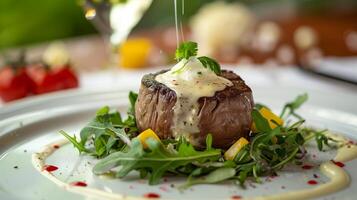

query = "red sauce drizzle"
[44, 165, 58, 172]
[53, 145, 60, 149]
[307, 180, 318, 185]
[71, 181, 87, 187]
[302, 164, 314, 170]
[231, 195, 242, 199]
[332, 160, 345, 167]
[143, 193, 160, 198]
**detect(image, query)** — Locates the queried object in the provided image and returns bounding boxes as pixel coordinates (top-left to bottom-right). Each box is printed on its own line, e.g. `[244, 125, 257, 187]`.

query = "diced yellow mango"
[251, 107, 284, 132]
[224, 137, 249, 160]
[137, 128, 161, 148]
[119, 38, 152, 69]
[260, 107, 284, 128]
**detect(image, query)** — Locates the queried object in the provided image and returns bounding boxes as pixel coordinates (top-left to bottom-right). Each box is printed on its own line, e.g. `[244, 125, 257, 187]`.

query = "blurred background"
[1, 0, 357, 103]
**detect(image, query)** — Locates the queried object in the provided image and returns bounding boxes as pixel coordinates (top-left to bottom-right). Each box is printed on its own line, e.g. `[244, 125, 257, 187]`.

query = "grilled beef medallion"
[135, 58, 254, 149]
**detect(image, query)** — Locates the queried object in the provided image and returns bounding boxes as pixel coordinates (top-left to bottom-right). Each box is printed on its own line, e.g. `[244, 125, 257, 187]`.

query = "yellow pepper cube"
[259, 107, 284, 128]
[224, 137, 249, 160]
[137, 128, 161, 148]
[251, 107, 284, 132]
[119, 38, 152, 69]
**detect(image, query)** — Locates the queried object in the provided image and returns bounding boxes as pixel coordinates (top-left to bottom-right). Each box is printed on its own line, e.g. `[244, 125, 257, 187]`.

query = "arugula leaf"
[96, 106, 110, 116]
[60, 91, 137, 158]
[237, 167, 249, 186]
[315, 131, 330, 151]
[79, 109, 122, 143]
[233, 145, 251, 164]
[128, 91, 138, 117]
[251, 109, 272, 133]
[93, 137, 221, 185]
[197, 56, 221, 75]
[179, 167, 236, 189]
[77, 91, 138, 157]
[233, 121, 319, 185]
[175, 41, 198, 61]
[123, 91, 139, 136]
[280, 93, 308, 119]
[288, 93, 308, 110]
[59, 130, 87, 153]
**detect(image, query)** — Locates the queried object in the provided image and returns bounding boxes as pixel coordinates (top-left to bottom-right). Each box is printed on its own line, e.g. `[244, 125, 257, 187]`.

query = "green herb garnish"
[175, 41, 198, 61]
[197, 56, 221, 75]
[174, 41, 221, 75]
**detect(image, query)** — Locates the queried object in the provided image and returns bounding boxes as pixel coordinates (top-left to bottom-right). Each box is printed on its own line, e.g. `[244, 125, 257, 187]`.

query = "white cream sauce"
[155, 57, 232, 143]
[33, 133, 357, 200]
[32, 139, 127, 200]
[253, 133, 357, 200]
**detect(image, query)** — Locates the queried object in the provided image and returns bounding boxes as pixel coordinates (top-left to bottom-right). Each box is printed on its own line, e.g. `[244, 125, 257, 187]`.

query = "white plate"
[1, 88, 357, 200]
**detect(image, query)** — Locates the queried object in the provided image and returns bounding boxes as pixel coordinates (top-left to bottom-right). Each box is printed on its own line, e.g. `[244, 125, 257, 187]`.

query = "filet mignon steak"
[135, 70, 254, 149]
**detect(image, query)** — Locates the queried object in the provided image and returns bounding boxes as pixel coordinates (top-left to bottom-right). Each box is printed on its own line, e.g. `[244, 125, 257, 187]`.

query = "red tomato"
[26, 64, 78, 94]
[53, 66, 79, 89]
[26, 65, 62, 94]
[0, 66, 33, 102]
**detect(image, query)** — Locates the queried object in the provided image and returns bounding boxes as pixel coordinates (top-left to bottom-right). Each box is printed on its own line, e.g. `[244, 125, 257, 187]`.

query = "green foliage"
[60, 91, 138, 158]
[197, 56, 221, 75]
[174, 41, 221, 75]
[93, 137, 221, 185]
[251, 109, 272, 133]
[0, 0, 95, 50]
[175, 41, 198, 61]
[180, 167, 236, 189]
[61, 91, 337, 189]
[229, 94, 335, 185]
[59, 130, 88, 153]
[280, 93, 308, 119]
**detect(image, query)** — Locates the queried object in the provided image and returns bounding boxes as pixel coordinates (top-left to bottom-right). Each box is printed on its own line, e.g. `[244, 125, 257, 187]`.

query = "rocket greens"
[60, 92, 336, 188]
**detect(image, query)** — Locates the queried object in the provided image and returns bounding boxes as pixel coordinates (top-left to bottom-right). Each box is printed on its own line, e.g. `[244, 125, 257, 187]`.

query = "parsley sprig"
[175, 42, 198, 61]
[174, 41, 221, 75]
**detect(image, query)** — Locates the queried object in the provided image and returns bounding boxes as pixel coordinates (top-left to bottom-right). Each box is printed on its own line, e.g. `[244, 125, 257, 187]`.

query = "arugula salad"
[60, 42, 335, 189]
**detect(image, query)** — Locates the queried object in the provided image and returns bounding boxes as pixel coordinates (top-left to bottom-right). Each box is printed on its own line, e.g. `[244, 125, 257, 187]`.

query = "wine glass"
[82, 0, 153, 63]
